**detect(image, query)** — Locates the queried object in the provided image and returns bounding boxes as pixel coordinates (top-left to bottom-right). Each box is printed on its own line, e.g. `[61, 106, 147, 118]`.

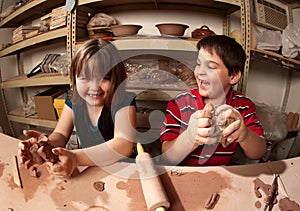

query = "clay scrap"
[204, 192, 220, 209]
[279, 197, 300, 211]
[93, 181, 105, 192]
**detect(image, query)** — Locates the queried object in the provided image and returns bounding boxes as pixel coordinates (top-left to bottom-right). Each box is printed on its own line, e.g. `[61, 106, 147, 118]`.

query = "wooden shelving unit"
[0, 0, 68, 135]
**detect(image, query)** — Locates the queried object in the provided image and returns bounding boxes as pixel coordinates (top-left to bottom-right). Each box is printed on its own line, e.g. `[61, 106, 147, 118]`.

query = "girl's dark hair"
[70, 39, 127, 109]
[196, 35, 246, 76]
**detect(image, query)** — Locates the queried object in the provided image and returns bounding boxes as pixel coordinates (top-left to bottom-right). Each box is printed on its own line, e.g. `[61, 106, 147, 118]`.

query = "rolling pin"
[136, 143, 170, 211]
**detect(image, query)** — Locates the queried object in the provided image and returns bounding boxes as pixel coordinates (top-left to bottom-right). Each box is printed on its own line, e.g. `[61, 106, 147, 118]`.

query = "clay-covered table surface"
[0, 132, 299, 211]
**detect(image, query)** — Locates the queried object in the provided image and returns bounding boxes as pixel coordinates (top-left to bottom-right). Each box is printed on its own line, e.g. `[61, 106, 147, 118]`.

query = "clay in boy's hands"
[215, 110, 235, 148]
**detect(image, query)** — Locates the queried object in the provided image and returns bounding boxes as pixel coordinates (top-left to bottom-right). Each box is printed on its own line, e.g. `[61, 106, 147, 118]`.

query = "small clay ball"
[93, 181, 105, 192]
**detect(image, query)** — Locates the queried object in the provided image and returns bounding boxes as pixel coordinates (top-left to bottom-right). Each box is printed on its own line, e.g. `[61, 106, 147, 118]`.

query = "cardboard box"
[34, 86, 68, 121]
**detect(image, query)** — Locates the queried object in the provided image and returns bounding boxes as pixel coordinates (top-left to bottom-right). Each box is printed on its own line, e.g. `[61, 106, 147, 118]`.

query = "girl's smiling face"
[75, 59, 112, 108]
[194, 48, 239, 105]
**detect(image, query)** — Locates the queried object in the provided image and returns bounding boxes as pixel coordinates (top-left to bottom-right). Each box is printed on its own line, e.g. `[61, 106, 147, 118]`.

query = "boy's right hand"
[187, 103, 217, 146]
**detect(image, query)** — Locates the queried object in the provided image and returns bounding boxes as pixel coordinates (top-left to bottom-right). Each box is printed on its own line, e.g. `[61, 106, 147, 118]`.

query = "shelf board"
[1, 73, 70, 88]
[8, 114, 57, 128]
[76, 37, 198, 51]
[251, 48, 300, 71]
[0, 0, 64, 27]
[0, 27, 67, 58]
[77, 0, 240, 11]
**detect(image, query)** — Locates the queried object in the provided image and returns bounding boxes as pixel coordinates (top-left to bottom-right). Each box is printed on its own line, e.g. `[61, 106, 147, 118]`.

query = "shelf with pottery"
[0, 0, 64, 27]
[75, 37, 198, 52]
[0, 0, 69, 136]
[77, 0, 240, 11]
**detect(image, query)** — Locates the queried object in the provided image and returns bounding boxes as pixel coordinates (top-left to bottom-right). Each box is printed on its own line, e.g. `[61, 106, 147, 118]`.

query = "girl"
[18, 39, 136, 177]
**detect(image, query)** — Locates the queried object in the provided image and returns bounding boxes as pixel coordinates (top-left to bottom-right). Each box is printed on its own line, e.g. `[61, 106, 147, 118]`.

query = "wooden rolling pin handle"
[136, 143, 170, 211]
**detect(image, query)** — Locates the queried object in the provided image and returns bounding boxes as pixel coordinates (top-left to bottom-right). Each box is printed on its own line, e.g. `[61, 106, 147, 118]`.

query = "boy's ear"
[229, 71, 241, 85]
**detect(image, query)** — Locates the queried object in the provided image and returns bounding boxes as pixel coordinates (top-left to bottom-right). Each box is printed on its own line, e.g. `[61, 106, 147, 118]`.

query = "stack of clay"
[12, 25, 39, 43]
[287, 112, 299, 132]
[49, 6, 67, 30]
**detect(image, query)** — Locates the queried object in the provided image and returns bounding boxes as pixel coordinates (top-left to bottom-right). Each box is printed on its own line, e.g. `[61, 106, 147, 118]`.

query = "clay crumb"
[93, 181, 105, 192]
[170, 169, 183, 176]
[29, 166, 41, 178]
[204, 192, 220, 209]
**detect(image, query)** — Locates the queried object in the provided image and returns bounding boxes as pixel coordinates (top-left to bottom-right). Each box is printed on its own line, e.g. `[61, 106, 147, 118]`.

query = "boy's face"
[194, 48, 236, 104]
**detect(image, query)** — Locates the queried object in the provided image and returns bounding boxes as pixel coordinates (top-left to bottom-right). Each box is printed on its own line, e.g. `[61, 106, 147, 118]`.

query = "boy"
[160, 35, 266, 166]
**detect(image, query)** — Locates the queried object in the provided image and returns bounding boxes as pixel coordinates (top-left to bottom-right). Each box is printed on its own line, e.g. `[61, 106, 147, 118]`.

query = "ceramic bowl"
[110, 24, 142, 37]
[155, 23, 189, 36]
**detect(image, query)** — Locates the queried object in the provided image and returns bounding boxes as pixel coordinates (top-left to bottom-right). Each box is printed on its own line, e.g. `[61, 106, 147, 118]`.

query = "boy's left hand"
[215, 105, 248, 147]
[44, 148, 78, 178]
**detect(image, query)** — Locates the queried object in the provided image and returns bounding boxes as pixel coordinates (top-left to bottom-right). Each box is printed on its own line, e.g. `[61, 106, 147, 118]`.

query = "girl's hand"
[215, 105, 248, 147]
[18, 130, 49, 168]
[45, 148, 78, 178]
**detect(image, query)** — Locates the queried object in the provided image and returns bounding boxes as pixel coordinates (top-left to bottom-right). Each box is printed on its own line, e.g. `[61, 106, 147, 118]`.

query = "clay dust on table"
[0, 160, 6, 177]
[116, 170, 231, 211]
[6, 163, 53, 202]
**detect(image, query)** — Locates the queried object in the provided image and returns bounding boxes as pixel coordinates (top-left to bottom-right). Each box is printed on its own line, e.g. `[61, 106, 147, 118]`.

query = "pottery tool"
[264, 174, 278, 211]
[267, 161, 289, 198]
[136, 143, 170, 211]
[12, 155, 23, 188]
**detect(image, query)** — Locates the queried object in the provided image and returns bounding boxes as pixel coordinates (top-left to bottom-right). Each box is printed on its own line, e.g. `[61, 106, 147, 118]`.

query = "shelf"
[8, 114, 57, 128]
[0, 27, 67, 58]
[77, 0, 240, 13]
[0, 0, 64, 27]
[1, 73, 70, 89]
[76, 37, 198, 51]
[128, 88, 182, 101]
[251, 48, 300, 71]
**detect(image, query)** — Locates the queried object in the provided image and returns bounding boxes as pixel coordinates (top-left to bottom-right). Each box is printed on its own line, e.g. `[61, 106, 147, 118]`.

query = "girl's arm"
[47, 105, 136, 178]
[47, 105, 75, 148]
[74, 105, 136, 166]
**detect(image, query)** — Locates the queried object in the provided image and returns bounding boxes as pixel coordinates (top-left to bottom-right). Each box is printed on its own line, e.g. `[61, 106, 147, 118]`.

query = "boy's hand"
[45, 148, 78, 178]
[215, 105, 248, 147]
[187, 103, 218, 146]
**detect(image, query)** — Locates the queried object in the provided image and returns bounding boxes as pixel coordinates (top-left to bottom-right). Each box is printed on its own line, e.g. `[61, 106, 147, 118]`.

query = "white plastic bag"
[282, 23, 300, 58]
[256, 29, 282, 51]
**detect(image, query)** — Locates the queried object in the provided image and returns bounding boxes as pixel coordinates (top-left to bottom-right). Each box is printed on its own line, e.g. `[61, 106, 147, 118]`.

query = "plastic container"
[53, 94, 66, 119]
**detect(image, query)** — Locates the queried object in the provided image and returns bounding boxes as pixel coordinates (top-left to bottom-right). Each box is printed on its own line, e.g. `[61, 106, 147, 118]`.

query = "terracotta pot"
[191, 25, 215, 39]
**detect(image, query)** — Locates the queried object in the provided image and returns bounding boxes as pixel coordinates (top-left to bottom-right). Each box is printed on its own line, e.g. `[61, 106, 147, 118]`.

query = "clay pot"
[110, 24, 142, 37]
[191, 25, 215, 39]
[155, 23, 189, 37]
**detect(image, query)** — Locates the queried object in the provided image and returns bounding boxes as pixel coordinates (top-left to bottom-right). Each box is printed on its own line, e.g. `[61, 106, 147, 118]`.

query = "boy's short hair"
[196, 35, 246, 76]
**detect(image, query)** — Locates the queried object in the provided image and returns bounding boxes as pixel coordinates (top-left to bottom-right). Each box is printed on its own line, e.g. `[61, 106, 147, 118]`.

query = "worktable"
[0, 132, 299, 211]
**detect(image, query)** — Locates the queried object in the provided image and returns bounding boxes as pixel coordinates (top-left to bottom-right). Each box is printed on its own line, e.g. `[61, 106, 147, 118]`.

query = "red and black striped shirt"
[160, 88, 264, 166]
